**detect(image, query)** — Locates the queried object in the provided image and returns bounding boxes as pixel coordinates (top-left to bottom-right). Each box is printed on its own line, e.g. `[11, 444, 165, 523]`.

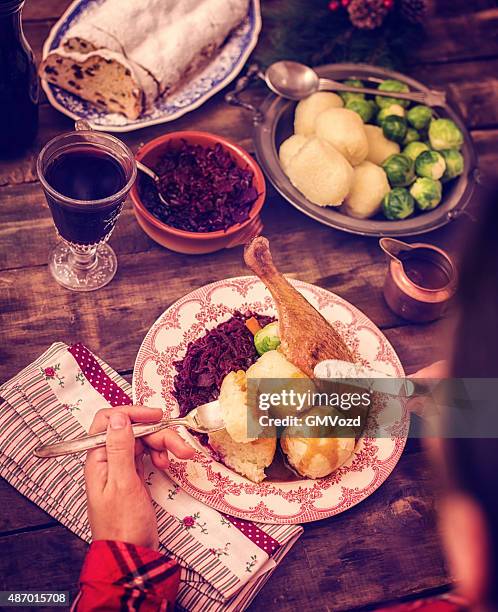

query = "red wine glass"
[37, 124, 136, 291]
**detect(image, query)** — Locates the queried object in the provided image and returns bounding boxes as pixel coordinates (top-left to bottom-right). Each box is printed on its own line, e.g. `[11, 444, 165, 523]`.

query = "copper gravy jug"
[380, 238, 457, 323]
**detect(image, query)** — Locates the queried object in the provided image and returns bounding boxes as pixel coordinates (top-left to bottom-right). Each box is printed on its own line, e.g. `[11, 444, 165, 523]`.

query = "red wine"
[44, 148, 127, 245]
[46, 148, 126, 201]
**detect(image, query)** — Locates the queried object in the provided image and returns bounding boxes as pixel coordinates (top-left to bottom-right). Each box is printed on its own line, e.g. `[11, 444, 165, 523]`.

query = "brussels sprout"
[415, 150, 446, 180]
[382, 188, 415, 220]
[403, 128, 419, 145]
[403, 141, 430, 161]
[377, 104, 405, 125]
[254, 322, 280, 356]
[345, 98, 375, 123]
[382, 116, 408, 144]
[382, 153, 415, 187]
[407, 105, 432, 130]
[376, 79, 410, 109]
[428, 118, 464, 150]
[340, 79, 365, 104]
[410, 177, 442, 210]
[440, 148, 464, 181]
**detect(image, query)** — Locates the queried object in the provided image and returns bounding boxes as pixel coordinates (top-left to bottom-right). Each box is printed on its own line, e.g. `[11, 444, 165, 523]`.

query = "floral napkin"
[0, 342, 302, 611]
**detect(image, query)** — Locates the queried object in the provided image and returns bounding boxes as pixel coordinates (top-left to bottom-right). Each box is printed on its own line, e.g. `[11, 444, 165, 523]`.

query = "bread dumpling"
[315, 107, 368, 166]
[286, 138, 353, 207]
[294, 92, 343, 137]
[344, 161, 390, 219]
[279, 134, 308, 173]
[364, 124, 400, 165]
[219, 370, 259, 443]
[208, 429, 276, 483]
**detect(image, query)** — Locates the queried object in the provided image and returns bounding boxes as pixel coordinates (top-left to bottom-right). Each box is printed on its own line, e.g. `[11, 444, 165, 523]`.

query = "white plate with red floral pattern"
[133, 276, 409, 524]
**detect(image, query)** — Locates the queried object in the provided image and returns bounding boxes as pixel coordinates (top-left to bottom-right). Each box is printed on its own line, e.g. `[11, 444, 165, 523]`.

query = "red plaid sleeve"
[72, 540, 179, 611]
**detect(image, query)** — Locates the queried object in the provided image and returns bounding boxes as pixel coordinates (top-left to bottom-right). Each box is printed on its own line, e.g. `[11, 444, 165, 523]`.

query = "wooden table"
[1, 0, 497, 609]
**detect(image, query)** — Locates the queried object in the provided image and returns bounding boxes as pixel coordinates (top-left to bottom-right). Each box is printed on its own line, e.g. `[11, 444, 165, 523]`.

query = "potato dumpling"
[364, 124, 400, 165]
[286, 138, 353, 207]
[294, 91, 343, 136]
[281, 408, 356, 479]
[281, 436, 355, 479]
[314, 107, 368, 166]
[279, 134, 308, 173]
[344, 161, 390, 219]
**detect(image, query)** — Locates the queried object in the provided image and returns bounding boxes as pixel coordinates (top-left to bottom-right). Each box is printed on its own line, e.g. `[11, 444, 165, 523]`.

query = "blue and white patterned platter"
[41, 0, 261, 132]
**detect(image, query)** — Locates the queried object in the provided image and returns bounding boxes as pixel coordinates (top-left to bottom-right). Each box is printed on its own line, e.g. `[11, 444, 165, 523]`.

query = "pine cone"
[347, 0, 389, 30]
[401, 0, 428, 23]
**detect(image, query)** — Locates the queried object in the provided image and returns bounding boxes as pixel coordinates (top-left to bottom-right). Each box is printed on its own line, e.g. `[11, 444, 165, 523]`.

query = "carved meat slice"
[244, 236, 353, 377]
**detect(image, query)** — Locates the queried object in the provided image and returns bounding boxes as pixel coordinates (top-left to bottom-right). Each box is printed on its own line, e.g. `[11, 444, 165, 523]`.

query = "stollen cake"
[40, 0, 250, 119]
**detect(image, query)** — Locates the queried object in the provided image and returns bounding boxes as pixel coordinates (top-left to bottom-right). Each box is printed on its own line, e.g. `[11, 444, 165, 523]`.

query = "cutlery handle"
[34, 420, 174, 458]
[318, 78, 446, 107]
[224, 63, 265, 123]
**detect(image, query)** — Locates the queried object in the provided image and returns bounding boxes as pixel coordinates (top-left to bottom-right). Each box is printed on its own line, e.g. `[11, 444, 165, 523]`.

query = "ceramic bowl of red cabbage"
[130, 131, 266, 254]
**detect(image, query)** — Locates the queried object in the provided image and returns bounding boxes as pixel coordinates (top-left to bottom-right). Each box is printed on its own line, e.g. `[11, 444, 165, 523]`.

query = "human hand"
[407, 360, 448, 418]
[84, 405, 193, 549]
[142, 420, 196, 470]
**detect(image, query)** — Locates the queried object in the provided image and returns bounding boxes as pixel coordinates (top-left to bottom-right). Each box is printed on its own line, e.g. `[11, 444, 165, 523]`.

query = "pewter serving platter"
[250, 63, 478, 237]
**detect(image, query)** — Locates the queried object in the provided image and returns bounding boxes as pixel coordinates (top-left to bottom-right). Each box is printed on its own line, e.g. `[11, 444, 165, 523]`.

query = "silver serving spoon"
[135, 160, 170, 206]
[264, 61, 446, 107]
[34, 400, 223, 458]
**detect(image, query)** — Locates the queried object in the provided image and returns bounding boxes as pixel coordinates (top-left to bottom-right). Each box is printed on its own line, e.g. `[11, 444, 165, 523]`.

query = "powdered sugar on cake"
[40, 0, 252, 122]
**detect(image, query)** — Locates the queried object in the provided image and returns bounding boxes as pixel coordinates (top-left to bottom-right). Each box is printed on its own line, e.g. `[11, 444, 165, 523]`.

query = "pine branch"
[253, 0, 425, 70]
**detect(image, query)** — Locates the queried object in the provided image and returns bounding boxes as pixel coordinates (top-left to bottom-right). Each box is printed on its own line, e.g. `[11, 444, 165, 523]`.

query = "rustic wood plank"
[1, 85, 495, 189]
[0, 196, 452, 384]
[26, 9, 498, 68]
[2, 1, 495, 608]
[23, 0, 498, 23]
[0, 449, 448, 611]
[1, 123, 496, 264]
[0, 90, 259, 187]
[471, 129, 498, 172]
[0, 524, 86, 608]
[411, 60, 498, 129]
[251, 450, 449, 611]
[23, 0, 71, 22]
[431, 0, 498, 16]
[0, 479, 56, 533]
[411, 8, 498, 63]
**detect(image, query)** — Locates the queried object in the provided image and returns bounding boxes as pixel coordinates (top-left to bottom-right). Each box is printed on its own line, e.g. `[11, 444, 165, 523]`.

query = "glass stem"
[69, 244, 98, 270]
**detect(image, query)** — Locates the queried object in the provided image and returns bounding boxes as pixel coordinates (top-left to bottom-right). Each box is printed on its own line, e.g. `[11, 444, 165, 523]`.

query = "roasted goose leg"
[244, 236, 353, 377]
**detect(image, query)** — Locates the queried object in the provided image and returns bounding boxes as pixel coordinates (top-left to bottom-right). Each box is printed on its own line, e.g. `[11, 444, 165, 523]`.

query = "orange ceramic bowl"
[130, 131, 265, 254]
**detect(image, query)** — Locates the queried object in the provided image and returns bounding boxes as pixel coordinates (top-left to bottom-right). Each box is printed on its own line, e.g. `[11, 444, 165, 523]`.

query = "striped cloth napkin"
[0, 342, 303, 611]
